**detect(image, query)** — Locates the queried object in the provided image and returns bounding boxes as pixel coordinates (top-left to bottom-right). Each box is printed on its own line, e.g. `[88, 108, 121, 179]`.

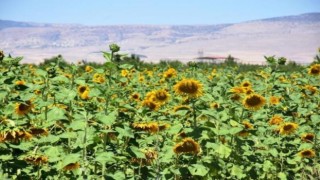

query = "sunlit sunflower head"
[279, 122, 298, 135]
[15, 100, 33, 116]
[298, 149, 316, 158]
[174, 79, 203, 98]
[230, 86, 245, 94]
[79, 90, 89, 100]
[93, 73, 105, 84]
[304, 85, 317, 95]
[242, 121, 254, 129]
[243, 94, 266, 110]
[241, 81, 252, 88]
[85, 65, 93, 73]
[130, 92, 140, 101]
[77, 85, 89, 94]
[173, 138, 200, 155]
[269, 96, 281, 105]
[301, 133, 315, 142]
[15, 80, 26, 86]
[210, 102, 220, 109]
[163, 68, 177, 79]
[153, 89, 170, 103]
[269, 115, 283, 125]
[308, 64, 320, 76]
[121, 69, 129, 77]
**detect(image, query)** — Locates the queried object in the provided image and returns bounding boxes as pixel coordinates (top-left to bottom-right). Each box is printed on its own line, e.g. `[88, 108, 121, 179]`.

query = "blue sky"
[1, 0, 319, 25]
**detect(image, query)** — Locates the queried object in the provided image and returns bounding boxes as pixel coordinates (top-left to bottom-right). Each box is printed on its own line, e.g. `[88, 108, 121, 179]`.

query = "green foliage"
[0, 47, 319, 179]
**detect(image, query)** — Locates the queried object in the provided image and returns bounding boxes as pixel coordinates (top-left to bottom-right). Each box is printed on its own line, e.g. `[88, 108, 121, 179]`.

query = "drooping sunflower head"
[174, 79, 203, 98]
[173, 138, 200, 155]
[279, 122, 298, 135]
[63, 162, 80, 171]
[24, 155, 48, 166]
[301, 133, 315, 142]
[142, 99, 160, 111]
[308, 64, 320, 76]
[242, 94, 266, 111]
[230, 86, 245, 94]
[269, 115, 283, 125]
[304, 85, 317, 95]
[298, 149, 316, 158]
[15, 100, 33, 116]
[269, 96, 281, 105]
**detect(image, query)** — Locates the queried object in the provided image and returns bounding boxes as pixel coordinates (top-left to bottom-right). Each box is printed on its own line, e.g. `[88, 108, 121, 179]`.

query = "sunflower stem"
[192, 99, 197, 128]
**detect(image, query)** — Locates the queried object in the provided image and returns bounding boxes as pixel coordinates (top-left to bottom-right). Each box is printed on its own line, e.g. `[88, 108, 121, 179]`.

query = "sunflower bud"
[109, 43, 120, 53]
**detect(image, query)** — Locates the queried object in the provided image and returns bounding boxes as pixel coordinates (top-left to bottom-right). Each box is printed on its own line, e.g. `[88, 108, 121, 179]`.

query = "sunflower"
[308, 64, 320, 75]
[0, 130, 33, 142]
[163, 68, 177, 79]
[173, 105, 192, 112]
[301, 133, 315, 142]
[269, 96, 281, 105]
[210, 102, 220, 109]
[238, 121, 254, 137]
[77, 85, 89, 94]
[153, 89, 170, 104]
[130, 92, 140, 101]
[241, 81, 252, 88]
[174, 79, 203, 98]
[79, 91, 89, 100]
[173, 138, 200, 155]
[278, 122, 298, 135]
[230, 86, 245, 94]
[142, 99, 160, 111]
[132, 122, 159, 133]
[298, 149, 316, 158]
[63, 162, 80, 171]
[269, 115, 283, 125]
[85, 65, 93, 73]
[15, 100, 33, 116]
[230, 94, 242, 101]
[15, 80, 26, 85]
[242, 94, 266, 110]
[304, 85, 317, 95]
[29, 127, 49, 137]
[24, 155, 48, 166]
[121, 69, 129, 77]
[131, 149, 158, 166]
[78, 85, 90, 100]
[93, 73, 105, 83]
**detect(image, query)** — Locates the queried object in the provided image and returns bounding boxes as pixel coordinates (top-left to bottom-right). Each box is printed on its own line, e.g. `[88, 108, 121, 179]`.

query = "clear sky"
[1, 0, 319, 25]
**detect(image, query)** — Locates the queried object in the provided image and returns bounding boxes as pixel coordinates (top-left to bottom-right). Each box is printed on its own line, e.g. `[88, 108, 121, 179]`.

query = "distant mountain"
[1, 13, 320, 64]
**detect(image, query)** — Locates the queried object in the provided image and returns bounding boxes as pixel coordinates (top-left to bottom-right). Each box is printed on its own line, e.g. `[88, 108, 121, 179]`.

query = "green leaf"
[69, 120, 86, 131]
[263, 160, 275, 172]
[188, 164, 209, 177]
[47, 107, 67, 121]
[119, 64, 134, 69]
[130, 146, 145, 158]
[277, 172, 287, 180]
[0, 154, 13, 161]
[231, 165, 246, 179]
[215, 144, 232, 158]
[311, 114, 320, 124]
[97, 110, 117, 126]
[35, 69, 47, 77]
[95, 152, 116, 164]
[61, 154, 81, 168]
[116, 127, 134, 138]
[102, 51, 112, 62]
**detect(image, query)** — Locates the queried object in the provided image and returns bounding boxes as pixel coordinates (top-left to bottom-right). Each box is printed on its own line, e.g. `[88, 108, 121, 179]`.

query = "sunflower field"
[0, 47, 320, 180]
